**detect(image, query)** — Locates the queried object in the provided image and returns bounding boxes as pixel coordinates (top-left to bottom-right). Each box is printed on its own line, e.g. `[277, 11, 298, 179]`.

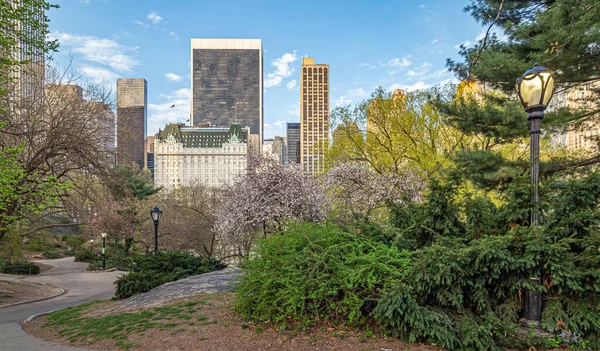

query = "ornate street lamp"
[89, 239, 94, 253]
[101, 233, 107, 271]
[150, 207, 162, 254]
[516, 63, 555, 325]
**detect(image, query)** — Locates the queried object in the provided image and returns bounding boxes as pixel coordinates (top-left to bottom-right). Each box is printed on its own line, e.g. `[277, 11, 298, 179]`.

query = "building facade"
[286, 122, 300, 164]
[273, 136, 287, 164]
[300, 58, 329, 174]
[145, 135, 155, 178]
[548, 82, 600, 152]
[154, 123, 248, 189]
[190, 38, 263, 146]
[117, 78, 147, 169]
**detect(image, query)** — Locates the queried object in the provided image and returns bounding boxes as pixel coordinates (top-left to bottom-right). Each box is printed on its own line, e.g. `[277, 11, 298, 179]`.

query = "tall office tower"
[300, 58, 329, 174]
[273, 135, 287, 164]
[2, 1, 46, 109]
[286, 122, 300, 164]
[190, 38, 263, 145]
[117, 78, 147, 169]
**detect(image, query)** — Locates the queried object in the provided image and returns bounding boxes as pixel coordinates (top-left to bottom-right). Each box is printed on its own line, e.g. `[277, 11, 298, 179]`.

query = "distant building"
[286, 122, 300, 164]
[154, 123, 249, 189]
[263, 138, 274, 159]
[44, 84, 115, 164]
[366, 88, 405, 135]
[300, 58, 329, 174]
[273, 136, 287, 164]
[117, 78, 147, 168]
[548, 82, 600, 152]
[190, 38, 263, 146]
[145, 136, 155, 178]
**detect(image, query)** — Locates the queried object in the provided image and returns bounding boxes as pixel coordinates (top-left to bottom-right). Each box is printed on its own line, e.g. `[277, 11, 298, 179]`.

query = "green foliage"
[1, 260, 40, 275]
[375, 173, 600, 350]
[42, 251, 60, 259]
[114, 251, 225, 298]
[108, 164, 161, 201]
[74, 249, 96, 263]
[63, 235, 86, 249]
[235, 222, 412, 326]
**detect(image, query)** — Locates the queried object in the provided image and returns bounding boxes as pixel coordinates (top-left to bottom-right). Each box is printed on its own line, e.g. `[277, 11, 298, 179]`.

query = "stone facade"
[154, 123, 248, 189]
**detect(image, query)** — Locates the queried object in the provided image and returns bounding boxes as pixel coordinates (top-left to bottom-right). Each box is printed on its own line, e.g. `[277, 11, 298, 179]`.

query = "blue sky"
[47, 0, 487, 139]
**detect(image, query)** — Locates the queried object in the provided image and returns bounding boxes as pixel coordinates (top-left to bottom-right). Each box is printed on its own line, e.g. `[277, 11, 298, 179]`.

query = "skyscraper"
[190, 38, 263, 145]
[117, 78, 147, 169]
[286, 122, 300, 164]
[300, 58, 329, 174]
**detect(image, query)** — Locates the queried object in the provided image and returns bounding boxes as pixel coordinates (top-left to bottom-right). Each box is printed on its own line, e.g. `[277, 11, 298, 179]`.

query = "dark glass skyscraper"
[117, 78, 147, 169]
[190, 39, 263, 143]
[286, 122, 300, 164]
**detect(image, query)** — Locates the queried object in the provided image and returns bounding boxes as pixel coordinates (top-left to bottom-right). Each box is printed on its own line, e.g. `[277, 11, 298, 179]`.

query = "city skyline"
[46, 0, 489, 139]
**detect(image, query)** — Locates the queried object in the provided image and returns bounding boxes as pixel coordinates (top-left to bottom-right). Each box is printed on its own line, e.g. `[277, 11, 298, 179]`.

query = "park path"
[0, 257, 123, 351]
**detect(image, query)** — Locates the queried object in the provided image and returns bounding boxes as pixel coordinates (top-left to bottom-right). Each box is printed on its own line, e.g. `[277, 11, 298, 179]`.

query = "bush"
[1, 260, 40, 275]
[114, 251, 225, 298]
[64, 235, 86, 249]
[235, 222, 412, 326]
[42, 251, 60, 259]
[74, 249, 96, 263]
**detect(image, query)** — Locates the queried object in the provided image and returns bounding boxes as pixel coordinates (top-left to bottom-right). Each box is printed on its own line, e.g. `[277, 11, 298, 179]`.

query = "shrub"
[64, 235, 86, 249]
[0, 258, 7, 270]
[114, 251, 225, 298]
[74, 249, 96, 263]
[235, 222, 412, 326]
[1, 260, 40, 275]
[42, 251, 60, 259]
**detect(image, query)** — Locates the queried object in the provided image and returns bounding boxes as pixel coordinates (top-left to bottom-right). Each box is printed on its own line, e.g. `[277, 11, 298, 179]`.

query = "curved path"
[0, 257, 123, 350]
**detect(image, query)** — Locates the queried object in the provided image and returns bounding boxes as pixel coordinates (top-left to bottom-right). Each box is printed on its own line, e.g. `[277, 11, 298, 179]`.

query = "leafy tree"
[329, 88, 471, 178]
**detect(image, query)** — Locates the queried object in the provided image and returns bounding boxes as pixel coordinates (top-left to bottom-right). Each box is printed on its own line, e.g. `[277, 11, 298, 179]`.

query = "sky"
[47, 0, 488, 139]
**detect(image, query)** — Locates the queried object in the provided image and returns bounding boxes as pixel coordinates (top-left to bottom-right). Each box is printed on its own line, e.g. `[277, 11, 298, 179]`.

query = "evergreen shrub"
[235, 222, 412, 326]
[1, 260, 40, 275]
[114, 251, 225, 298]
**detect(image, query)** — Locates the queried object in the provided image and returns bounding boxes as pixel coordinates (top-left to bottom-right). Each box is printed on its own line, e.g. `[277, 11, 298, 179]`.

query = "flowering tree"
[322, 161, 425, 223]
[214, 157, 326, 258]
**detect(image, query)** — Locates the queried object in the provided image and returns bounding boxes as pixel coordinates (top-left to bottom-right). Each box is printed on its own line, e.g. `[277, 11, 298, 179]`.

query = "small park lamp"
[150, 207, 162, 254]
[101, 233, 107, 271]
[89, 239, 94, 253]
[516, 63, 555, 325]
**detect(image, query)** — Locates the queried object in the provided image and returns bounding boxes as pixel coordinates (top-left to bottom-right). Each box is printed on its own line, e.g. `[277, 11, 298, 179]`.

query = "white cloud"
[80, 66, 118, 82]
[264, 51, 297, 88]
[335, 87, 369, 107]
[286, 101, 300, 116]
[406, 62, 432, 78]
[164, 72, 182, 82]
[134, 19, 148, 28]
[390, 78, 458, 92]
[360, 63, 376, 69]
[476, 31, 487, 41]
[431, 38, 439, 44]
[419, 4, 425, 9]
[51, 31, 140, 72]
[454, 40, 471, 50]
[286, 79, 297, 90]
[335, 95, 352, 107]
[147, 12, 163, 24]
[148, 88, 190, 136]
[384, 57, 412, 68]
[273, 120, 286, 127]
[169, 31, 178, 41]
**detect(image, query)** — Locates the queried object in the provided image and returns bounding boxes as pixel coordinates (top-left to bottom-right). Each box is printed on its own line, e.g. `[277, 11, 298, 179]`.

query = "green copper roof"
[157, 123, 247, 148]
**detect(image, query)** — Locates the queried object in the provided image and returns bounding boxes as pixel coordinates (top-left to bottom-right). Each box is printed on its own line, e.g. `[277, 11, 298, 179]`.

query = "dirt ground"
[0, 280, 62, 307]
[25, 292, 442, 351]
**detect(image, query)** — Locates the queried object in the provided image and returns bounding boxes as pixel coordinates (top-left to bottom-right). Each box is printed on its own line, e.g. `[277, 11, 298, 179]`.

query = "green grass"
[43, 298, 215, 350]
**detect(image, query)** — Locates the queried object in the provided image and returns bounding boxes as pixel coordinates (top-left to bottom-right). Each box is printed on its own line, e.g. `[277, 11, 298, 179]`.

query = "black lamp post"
[150, 207, 162, 254]
[89, 239, 94, 253]
[516, 63, 556, 324]
[101, 233, 107, 271]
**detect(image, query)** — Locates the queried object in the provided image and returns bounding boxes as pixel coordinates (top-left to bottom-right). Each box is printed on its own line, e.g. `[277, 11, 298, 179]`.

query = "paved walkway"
[0, 257, 123, 351]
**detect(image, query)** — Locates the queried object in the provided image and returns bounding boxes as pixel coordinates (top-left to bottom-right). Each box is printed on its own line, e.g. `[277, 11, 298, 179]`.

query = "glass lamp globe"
[516, 63, 555, 110]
